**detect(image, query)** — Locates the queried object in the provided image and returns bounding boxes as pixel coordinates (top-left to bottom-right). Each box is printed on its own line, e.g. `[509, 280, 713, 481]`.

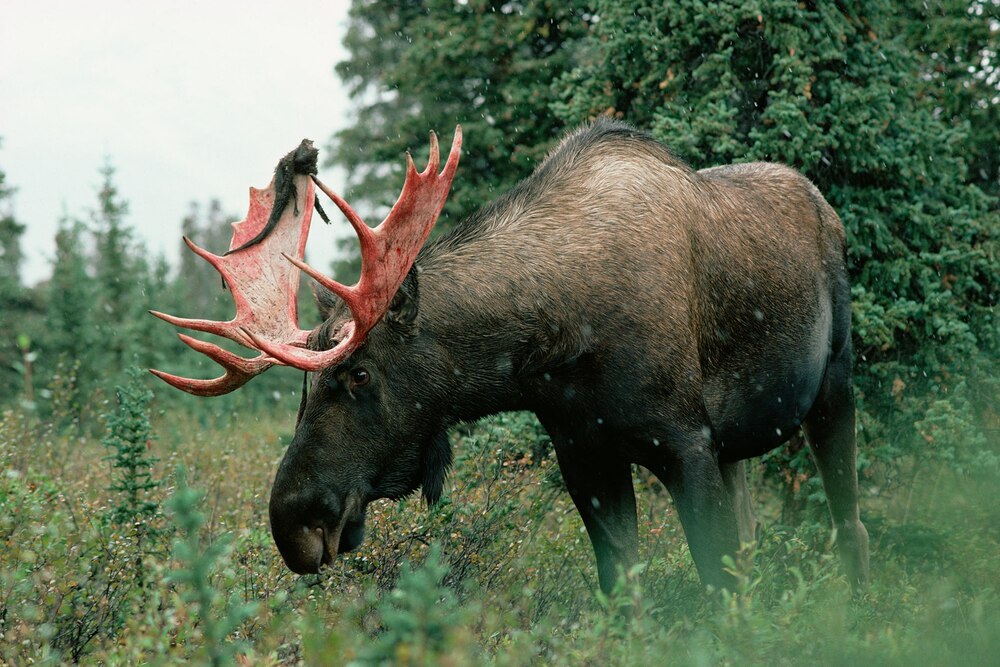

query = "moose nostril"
[277, 525, 325, 574]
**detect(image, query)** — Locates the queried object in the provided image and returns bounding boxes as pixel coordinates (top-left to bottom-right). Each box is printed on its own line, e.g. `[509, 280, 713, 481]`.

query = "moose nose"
[269, 486, 334, 574]
[276, 525, 326, 574]
[269, 487, 364, 574]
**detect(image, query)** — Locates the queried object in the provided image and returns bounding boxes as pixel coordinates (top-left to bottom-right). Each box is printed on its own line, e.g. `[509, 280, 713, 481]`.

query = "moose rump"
[151, 119, 868, 595]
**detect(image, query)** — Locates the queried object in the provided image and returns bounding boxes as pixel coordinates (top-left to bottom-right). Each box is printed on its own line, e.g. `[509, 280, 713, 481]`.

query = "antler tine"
[425, 131, 440, 175]
[281, 252, 357, 309]
[405, 152, 418, 180]
[443, 125, 462, 178]
[310, 177, 377, 258]
[149, 368, 255, 397]
[182, 235, 223, 269]
[176, 333, 264, 369]
[149, 332, 273, 396]
[242, 321, 358, 372]
[149, 309, 254, 347]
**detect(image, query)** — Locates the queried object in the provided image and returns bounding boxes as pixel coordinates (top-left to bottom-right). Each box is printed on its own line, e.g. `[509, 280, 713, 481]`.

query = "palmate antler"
[150, 128, 462, 396]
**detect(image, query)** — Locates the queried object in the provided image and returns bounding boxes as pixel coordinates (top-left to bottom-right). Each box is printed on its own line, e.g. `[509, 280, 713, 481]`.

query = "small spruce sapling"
[102, 366, 161, 588]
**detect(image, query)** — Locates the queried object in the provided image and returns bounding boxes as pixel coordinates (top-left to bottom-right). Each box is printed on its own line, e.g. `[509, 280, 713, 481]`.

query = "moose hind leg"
[803, 351, 870, 588]
[721, 460, 759, 546]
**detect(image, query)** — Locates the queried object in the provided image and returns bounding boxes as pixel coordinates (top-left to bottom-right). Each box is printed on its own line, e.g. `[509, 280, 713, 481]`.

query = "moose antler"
[246, 127, 463, 370]
[150, 128, 462, 395]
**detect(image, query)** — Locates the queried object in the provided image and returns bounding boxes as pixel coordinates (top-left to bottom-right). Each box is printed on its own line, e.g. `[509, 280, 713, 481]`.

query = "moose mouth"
[276, 491, 366, 574]
[320, 509, 366, 568]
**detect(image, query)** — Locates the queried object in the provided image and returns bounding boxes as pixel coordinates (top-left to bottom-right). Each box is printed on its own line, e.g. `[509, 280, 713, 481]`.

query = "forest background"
[1, 1, 997, 664]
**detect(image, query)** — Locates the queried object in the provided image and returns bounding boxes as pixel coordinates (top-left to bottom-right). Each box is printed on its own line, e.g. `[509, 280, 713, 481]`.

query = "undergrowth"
[0, 377, 998, 665]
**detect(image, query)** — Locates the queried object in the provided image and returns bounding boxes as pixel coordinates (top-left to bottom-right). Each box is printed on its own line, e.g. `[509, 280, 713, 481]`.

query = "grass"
[1, 393, 998, 665]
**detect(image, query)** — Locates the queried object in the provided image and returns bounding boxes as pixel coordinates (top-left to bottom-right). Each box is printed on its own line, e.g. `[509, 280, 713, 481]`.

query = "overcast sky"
[1, 1, 354, 286]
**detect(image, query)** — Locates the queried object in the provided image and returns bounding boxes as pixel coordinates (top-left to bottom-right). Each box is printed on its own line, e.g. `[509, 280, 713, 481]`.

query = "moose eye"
[350, 368, 371, 388]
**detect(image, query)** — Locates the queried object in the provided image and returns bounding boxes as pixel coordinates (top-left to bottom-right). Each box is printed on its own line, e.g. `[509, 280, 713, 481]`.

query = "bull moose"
[151, 120, 869, 594]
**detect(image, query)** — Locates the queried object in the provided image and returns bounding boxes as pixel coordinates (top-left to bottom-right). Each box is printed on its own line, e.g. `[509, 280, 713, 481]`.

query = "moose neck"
[415, 205, 592, 426]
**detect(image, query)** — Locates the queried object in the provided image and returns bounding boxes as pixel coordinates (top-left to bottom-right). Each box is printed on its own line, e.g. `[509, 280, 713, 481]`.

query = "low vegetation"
[1, 370, 997, 665]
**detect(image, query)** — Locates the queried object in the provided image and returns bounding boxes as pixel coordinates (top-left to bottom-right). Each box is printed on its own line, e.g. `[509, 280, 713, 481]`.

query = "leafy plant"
[166, 465, 258, 666]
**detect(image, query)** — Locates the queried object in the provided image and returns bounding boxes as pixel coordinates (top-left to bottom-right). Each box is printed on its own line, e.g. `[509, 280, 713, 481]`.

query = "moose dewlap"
[151, 120, 868, 594]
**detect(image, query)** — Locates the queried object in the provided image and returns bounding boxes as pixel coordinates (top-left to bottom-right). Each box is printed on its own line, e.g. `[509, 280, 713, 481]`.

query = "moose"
[151, 120, 869, 594]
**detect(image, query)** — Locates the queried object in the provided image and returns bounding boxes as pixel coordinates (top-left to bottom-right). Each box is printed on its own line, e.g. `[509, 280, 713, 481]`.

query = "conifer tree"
[0, 154, 33, 402]
[332, 0, 998, 474]
[45, 218, 99, 419]
[892, 0, 1000, 197]
[330, 1, 596, 275]
[91, 161, 141, 373]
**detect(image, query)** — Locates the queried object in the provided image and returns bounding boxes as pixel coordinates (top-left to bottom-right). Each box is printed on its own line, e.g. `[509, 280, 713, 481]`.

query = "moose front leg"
[551, 439, 639, 596]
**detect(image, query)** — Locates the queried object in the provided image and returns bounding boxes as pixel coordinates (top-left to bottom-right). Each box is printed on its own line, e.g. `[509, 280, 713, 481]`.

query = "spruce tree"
[331, 0, 997, 477]
[892, 0, 1000, 197]
[0, 154, 34, 403]
[45, 218, 99, 420]
[330, 1, 596, 275]
[91, 161, 140, 374]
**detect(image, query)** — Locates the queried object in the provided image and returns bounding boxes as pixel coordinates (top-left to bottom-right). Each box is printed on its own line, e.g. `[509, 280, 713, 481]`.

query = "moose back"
[152, 120, 869, 594]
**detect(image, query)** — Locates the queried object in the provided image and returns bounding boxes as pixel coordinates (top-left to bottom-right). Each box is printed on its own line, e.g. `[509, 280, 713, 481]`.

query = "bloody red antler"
[246, 127, 462, 370]
[150, 128, 462, 395]
[149, 165, 316, 395]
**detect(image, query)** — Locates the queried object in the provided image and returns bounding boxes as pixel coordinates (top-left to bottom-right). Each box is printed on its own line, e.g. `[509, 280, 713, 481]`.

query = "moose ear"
[312, 282, 342, 321]
[421, 430, 453, 506]
[387, 265, 420, 328]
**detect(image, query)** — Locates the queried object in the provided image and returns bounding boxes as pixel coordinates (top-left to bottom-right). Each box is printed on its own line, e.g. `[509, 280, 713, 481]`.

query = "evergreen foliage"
[0, 3, 998, 663]
[358, 545, 478, 664]
[892, 0, 1000, 197]
[166, 466, 257, 667]
[102, 367, 159, 530]
[332, 0, 998, 486]
[0, 154, 35, 400]
[91, 161, 143, 372]
[329, 0, 596, 276]
[46, 218, 98, 420]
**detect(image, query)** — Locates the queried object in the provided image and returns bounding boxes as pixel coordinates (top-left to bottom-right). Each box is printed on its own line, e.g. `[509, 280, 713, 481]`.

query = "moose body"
[154, 120, 868, 593]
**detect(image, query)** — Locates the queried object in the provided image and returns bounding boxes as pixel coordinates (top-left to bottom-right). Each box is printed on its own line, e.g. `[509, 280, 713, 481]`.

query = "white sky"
[1, 1, 354, 286]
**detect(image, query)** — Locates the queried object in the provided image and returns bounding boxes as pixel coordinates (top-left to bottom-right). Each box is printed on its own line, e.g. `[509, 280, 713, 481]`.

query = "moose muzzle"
[268, 486, 366, 574]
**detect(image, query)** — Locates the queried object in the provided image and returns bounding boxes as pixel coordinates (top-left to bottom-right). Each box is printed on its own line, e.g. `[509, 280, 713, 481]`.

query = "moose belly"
[703, 338, 829, 463]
